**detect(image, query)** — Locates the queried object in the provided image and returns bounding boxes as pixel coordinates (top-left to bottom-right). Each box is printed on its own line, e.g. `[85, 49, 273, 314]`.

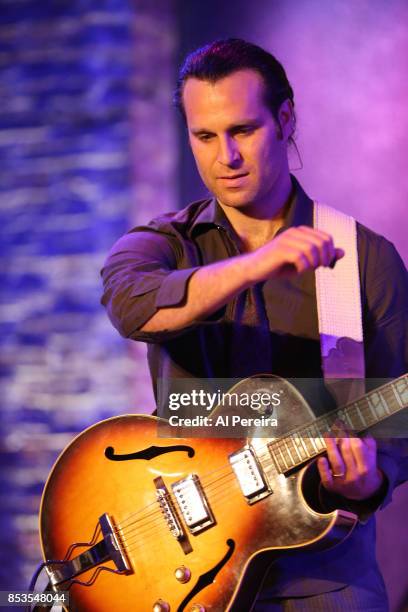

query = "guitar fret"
[359, 399, 376, 426]
[283, 440, 295, 466]
[354, 402, 367, 427]
[310, 437, 319, 453]
[315, 437, 325, 451]
[267, 374, 408, 475]
[336, 408, 355, 430]
[268, 444, 280, 472]
[348, 407, 358, 430]
[392, 383, 404, 408]
[319, 417, 331, 436]
[302, 436, 316, 456]
[277, 445, 289, 471]
[395, 378, 408, 406]
[282, 444, 295, 468]
[368, 392, 389, 420]
[307, 426, 325, 451]
[269, 446, 284, 473]
[364, 399, 376, 427]
[291, 435, 307, 461]
[300, 431, 318, 455]
[299, 435, 311, 458]
[382, 386, 398, 416]
[313, 423, 324, 438]
[379, 391, 391, 416]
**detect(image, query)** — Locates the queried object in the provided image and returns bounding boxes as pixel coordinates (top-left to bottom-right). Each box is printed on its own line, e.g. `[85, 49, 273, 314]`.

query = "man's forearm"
[140, 225, 343, 333]
[140, 254, 254, 332]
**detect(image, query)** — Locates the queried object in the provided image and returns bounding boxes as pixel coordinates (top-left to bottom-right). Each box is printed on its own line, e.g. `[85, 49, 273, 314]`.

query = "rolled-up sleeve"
[100, 229, 200, 343]
[317, 439, 408, 523]
[361, 231, 408, 514]
[363, 233, 408, 377]
[376, 439, 408, 509]
[317, 228, 408, 522]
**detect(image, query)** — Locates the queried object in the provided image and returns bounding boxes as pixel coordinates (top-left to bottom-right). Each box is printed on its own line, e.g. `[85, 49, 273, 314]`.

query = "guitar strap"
[313, 202, 365, 405]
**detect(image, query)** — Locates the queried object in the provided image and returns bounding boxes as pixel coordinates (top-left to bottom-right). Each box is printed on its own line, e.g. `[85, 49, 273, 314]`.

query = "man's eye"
[198, 134, 214, 142]
[235, 127, 254, 135]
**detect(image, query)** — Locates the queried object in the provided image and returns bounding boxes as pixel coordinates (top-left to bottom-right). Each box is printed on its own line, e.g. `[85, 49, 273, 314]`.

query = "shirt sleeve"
[359, 228, 408, 514]
[362, 230, 408, 378]
[317, 439, 407, 523]
[100, 229, 200, 343]
[376, 439, 408, 509]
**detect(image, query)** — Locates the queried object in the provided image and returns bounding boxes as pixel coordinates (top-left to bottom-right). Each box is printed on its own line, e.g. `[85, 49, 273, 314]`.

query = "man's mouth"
[218, 172, 249, 181]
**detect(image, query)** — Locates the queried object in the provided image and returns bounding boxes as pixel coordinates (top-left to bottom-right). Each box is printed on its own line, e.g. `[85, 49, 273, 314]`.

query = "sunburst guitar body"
[39, 374, 407, 611]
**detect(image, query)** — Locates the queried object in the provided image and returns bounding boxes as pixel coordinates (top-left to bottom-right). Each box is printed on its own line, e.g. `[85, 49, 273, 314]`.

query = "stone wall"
[0, 0, 177, 590]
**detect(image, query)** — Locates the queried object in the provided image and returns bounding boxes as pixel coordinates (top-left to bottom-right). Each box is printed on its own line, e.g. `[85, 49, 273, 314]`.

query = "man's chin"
[216, 193, 252, 209]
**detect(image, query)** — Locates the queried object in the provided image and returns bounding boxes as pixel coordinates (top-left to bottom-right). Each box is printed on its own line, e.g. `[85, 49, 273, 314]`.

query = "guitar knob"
[174, 565, 191, 583]
[190, 605, 206, 612]
[153, 600, 170, 612]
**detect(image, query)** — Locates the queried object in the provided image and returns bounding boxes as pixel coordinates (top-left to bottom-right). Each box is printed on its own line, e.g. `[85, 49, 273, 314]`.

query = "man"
[101, 39, 408, 610]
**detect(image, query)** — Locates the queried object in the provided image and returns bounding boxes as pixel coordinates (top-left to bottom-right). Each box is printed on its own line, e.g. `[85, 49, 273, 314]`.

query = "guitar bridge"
[46, 513, 131, 587]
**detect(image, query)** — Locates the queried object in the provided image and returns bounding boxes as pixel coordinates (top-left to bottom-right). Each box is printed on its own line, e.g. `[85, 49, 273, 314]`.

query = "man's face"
[182, 69, 292, 213]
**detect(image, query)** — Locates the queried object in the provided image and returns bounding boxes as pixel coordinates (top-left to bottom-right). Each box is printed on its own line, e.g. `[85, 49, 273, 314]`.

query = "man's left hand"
[317, 430, 384, 501]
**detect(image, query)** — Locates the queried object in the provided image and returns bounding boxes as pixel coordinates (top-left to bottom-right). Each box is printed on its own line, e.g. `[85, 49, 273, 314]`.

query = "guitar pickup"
[229, 446, 271, 504]
[172, 475, 215, 534]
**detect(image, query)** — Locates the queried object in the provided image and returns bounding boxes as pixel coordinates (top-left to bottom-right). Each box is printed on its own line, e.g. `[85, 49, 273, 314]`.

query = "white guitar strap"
[313, 202, 365, 405]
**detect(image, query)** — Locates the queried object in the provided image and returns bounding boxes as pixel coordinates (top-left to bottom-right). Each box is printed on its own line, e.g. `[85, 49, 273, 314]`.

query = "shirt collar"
[278, 175, 313, 232]
[188, 175, 313, 239]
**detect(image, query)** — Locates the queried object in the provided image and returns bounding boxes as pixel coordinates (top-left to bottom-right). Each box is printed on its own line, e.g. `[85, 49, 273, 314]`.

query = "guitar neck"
[267, 374, 408, 474]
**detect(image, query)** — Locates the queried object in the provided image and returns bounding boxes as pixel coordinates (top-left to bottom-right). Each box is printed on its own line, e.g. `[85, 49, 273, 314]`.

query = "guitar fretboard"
[268, 374, 408, 474]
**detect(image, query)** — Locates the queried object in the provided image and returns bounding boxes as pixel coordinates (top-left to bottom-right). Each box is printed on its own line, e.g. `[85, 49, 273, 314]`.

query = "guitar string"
[112, 443, 265, 530]
[114, 395, 370, 536]
[114, 439, 335, 549]
[113, 423, 326, 533]
[111, 454, 248, 531]
[119, 480, 244, 551]
[121, 444, 310, 556]
[119, 446, 331, 556]
[107, 388, 396, 540]
[113, 424, 329, 536]
[114, 392, 393, 540]
[119, 406, 403, 554]
[122, 483, 246, 556]
[119, 446, 315, 551]
[65, 380, 403, 555]
[116, 469, 244, 546]
[115, 465, 243, 541]
[112, 434, 329, 541]
[117, 442, 344, 557]
[116, 447, 308, 550]
[92, 419, 361, 551]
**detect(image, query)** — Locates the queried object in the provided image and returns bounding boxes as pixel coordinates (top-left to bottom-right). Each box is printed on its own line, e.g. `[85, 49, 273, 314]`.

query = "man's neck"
[218, 174, 294, 252]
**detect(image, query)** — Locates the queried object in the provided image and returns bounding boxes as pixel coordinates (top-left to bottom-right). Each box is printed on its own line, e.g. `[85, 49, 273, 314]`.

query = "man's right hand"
[247, 225, 345, 283]
[140, 226, 344, 333]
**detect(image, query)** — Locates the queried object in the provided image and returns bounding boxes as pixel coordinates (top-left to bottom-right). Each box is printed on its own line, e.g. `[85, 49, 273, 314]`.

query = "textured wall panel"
[0, 0, 177, 592]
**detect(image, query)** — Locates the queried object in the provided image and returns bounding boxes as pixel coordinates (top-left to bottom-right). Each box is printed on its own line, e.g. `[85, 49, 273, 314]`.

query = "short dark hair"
[174, 38, 295, 127]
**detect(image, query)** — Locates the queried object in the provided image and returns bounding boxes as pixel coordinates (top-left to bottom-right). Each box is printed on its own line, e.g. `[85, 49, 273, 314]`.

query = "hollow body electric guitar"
[39, 374, 407, 612]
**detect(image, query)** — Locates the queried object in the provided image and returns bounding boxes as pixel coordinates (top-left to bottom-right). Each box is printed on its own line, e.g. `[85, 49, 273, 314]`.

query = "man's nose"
[217, 135, 241, 167]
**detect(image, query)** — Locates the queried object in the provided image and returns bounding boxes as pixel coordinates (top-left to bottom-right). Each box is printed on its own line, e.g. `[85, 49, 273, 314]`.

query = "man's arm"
[318, 230, 408, 515]
[141, 225, 343, 332]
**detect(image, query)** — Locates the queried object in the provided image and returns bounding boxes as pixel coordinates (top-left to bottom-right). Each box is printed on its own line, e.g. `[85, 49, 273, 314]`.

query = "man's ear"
[278, 99, 295, 142]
